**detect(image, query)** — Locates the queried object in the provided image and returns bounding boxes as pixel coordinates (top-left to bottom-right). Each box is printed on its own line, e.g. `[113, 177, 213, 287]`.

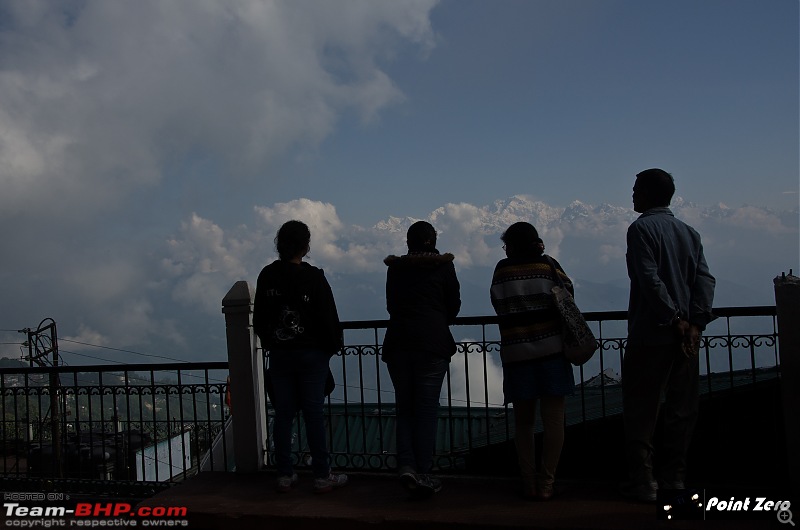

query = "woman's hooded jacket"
[382, 250, 461, 362]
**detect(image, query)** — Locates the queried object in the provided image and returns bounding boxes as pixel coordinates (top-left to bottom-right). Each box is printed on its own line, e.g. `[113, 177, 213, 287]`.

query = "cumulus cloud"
[164, 213, 256, 313]
[164, 199, 401, 315]
[3, 1, 792, 367]
[431, 202, 496, 269]
[0, 0, 442, 361]
[63, 325, 108, 346]
[446, 341, 505, 408]
[0, 0, 438, 219]
[161, 195, 799, 322]
[4, 192, 795, 365]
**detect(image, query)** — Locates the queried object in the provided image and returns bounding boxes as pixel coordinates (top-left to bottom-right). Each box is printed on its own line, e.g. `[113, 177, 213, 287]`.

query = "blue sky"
[269, 0, 798, 224]
[0, 0, 797, 365]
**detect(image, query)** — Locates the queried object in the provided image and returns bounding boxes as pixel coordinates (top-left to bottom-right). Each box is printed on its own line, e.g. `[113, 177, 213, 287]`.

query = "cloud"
[161, 195, 798, 323]
[0, 0, 439, 219]
[0, 1, 439, 358]
[598, 244, 625, 265]
[164, 199, 400, 315]
[718, 206, 795, 235]
[446, 340, 505, 408]
[63, 325, 111, 349]
[431, 202, 496, 268]
[164, 213, 255, 313]
[254, 198, 403, 272]
[5, 192, 796, 364]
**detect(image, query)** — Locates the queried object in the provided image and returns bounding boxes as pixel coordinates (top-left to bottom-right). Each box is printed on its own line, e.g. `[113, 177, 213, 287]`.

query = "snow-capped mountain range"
[372, 194, 797, 239]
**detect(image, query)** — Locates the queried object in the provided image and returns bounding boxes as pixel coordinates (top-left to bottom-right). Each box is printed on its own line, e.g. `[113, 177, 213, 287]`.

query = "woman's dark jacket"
[253, 260, 343, 355]
[382, 251, 461, 362]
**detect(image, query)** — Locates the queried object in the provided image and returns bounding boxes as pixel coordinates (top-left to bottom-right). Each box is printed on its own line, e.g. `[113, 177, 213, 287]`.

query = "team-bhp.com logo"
[4, 500, 189, 527]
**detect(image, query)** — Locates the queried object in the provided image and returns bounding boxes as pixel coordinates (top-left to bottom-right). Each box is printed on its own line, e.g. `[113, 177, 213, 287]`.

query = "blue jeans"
[387, 352, 448, 474]
[269, 349, 331, 478]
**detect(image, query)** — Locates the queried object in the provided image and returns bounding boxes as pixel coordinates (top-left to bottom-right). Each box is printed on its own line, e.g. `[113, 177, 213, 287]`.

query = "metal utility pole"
[21, 318, 63, 478]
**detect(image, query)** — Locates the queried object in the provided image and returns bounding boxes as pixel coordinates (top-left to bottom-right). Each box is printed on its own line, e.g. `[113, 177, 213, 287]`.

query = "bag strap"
[544, 255, 567, 290]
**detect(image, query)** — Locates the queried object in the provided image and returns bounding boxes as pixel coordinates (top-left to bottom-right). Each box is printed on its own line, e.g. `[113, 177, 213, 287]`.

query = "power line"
[59, 349, 126, 365]
[5, 326, 203, 365]
[59, 339, 195, 364]
[57, 349, 227, 385]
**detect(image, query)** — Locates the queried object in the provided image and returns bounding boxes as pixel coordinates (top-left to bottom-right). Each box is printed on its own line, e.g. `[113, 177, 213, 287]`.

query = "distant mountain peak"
[372, 195, 794, 240]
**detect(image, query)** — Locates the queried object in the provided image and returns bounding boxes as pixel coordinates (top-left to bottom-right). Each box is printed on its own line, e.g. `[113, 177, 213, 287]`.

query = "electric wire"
[59, 339, 193, 364]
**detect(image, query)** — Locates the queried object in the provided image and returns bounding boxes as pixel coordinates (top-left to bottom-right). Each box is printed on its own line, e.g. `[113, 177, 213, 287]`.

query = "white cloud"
[163, 197, 799, 316]
[0, 0, 440, 360]
[431, 202, 495, 268]
[446, 341, 505, 408]
[165, 213, 255, 313]
[255, 199, 345, 258]
[0, 0, 439, 219]
[598, 244, 625, 265]
[63, 325, 110, 349]
[719, 206, 794, 235]
[164, 200, 401, 314]
[254, 199, 400, 272]
[5, 192, 795, 364]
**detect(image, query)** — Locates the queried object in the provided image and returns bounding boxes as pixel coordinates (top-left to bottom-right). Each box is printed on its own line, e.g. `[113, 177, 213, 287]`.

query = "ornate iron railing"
[266, 306, 779, 472]
[1, 306, 780, 487]
[1, 362, 228, 496]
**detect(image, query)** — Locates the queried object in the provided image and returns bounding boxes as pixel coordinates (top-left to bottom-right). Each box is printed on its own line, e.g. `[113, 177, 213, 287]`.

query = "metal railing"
[266, 306, 779, 472]
[1, 362, 228, 495]
[1, 306, 780, 487]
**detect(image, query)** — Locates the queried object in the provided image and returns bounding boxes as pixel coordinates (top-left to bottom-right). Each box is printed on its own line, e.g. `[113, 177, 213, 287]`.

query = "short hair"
[501, 222, 543, 257]
[406, 221, 437, 252]
[275, 220, 311, 261]
[635, 168, 675, 206]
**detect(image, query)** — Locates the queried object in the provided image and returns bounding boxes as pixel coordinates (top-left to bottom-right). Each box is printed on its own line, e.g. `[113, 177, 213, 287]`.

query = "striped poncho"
[490, 255, 573, 365]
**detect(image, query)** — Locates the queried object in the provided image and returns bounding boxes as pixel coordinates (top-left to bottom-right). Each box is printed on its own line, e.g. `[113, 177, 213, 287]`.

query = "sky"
[0, 0, 797, 368]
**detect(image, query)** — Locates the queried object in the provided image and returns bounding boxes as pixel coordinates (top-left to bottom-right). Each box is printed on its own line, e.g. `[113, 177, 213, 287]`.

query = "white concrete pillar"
[223, 281, 267, 473]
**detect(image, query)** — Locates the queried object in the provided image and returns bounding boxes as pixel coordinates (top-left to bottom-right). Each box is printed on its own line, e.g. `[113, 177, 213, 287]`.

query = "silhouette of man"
[622, 168, 715, 502]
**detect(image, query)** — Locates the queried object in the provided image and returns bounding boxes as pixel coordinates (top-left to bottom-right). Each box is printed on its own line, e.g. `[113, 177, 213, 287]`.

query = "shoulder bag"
[545, 256, 598, 366]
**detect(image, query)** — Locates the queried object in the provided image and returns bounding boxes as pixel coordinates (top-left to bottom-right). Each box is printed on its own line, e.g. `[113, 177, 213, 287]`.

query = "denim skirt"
[502, 354, 575, 405]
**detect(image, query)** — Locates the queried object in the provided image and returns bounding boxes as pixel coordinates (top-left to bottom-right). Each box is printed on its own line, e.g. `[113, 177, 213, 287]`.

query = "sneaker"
[620, 481, 657, 503]
[414, 474, 442, 497]
[537, 483, 555, 501]
[276, 473, 298, 493]
[313, 472, 348, 494]
[398, 466, 418, 492]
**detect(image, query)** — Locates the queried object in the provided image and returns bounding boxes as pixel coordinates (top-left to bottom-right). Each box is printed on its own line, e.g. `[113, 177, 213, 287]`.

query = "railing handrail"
[0, 306, 777, 373]
[341, 305, 777, 330]
[0, 361, 229, 375]
[0, 303, 782, 487]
